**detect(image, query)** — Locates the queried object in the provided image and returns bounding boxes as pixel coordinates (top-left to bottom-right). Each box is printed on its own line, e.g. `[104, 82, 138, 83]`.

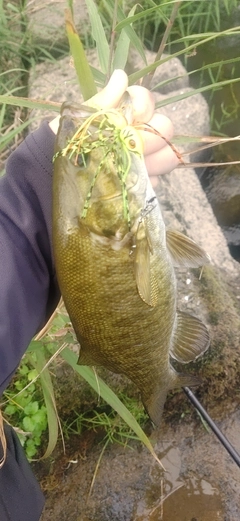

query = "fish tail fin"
[142, 368, 200, 427]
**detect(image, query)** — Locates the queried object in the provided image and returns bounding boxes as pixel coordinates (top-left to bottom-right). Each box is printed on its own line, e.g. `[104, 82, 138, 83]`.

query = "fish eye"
[128, 139, 136, 149]
[76, 152, 90, 169]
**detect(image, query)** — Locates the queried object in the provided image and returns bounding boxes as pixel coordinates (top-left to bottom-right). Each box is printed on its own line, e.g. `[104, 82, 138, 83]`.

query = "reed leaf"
[61, 346, 164, 469]
[32, 348, 59, 459]
[155, 77, 240, 109]
[107, 0, 147, 65]
[128, 25, 240, 85]
[0, 95, 61, 111]
[85, 0, 110, 75]
[114, 3, 170, 31]
[113, 4, 138, 71]
[65, 8, 97, 100]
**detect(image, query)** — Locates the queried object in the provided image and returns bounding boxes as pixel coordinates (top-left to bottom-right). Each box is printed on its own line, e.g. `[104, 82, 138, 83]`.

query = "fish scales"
[53, 99, 210, 425]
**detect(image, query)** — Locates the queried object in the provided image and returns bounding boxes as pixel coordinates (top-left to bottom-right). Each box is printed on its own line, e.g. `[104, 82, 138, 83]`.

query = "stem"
[106, 0, 119, 84]
[143, 0, 182, 89]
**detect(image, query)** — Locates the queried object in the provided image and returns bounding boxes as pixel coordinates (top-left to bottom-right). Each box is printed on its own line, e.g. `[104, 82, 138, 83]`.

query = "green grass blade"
[107, 0, 147, 65]
[0, 95, 61, 111]
[128, 26, 240, 85]
[34, 348, 59, 459]
[113, 5, 138, 71]
[61, 346, 164, 468]
[155, 77, 240, 109]
[65, 8, 97, 100]
[85, 0, 110, 74]
[0, 118, 37, 153]
[0, 104, 6, 129]
[114, 3, 166, 31]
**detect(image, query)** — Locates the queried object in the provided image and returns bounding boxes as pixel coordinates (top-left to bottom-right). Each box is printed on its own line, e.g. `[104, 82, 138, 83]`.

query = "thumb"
[84, 69, 128, 109]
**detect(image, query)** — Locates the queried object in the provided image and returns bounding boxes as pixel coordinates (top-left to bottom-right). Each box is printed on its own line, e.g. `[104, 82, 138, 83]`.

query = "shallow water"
[134, 444, 224, 521]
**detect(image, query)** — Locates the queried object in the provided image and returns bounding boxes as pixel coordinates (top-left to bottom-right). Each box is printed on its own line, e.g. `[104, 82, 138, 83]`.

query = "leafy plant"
[3, 358, 48, 459]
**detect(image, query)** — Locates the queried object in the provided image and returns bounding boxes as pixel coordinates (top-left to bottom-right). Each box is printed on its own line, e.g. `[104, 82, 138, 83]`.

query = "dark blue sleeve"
[0, 121, 60, 394]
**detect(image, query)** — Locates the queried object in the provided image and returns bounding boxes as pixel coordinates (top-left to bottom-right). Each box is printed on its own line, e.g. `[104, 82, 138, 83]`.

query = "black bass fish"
[53, 98, 210, 425]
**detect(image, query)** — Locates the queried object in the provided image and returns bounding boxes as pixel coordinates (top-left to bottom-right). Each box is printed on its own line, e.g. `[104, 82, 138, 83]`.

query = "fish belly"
[54, 224, 176, 395]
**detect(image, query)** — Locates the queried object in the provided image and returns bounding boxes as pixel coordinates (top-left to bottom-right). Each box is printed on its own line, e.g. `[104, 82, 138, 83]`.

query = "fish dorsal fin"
[166, 229, 211, 268]
[134, 221, 158, 307]
[170, 311, 210, 363]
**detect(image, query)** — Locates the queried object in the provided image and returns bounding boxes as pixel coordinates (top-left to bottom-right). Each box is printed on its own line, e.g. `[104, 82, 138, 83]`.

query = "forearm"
[0, 121, 60, 393]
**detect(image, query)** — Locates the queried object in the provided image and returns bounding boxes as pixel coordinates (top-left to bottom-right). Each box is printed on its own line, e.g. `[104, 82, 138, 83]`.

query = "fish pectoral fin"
[166, 229, 211, 267]
[170, 311, 210, 363]
[134, 234, 158, 307]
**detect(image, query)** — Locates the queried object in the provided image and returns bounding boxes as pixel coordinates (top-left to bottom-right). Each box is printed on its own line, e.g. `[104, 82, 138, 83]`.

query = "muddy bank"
[38, 400, 240, 521]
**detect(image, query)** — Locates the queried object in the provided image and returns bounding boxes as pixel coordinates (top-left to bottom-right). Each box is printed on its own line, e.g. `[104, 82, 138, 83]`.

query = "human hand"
[49, 69, 179, 187]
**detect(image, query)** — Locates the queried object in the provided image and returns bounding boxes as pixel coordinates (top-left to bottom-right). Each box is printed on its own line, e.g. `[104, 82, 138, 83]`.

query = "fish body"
[53, 100, 210, 425]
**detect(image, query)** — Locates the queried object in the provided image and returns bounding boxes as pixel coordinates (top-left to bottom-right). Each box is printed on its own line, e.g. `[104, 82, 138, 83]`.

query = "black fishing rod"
[183, 386, 240, 468]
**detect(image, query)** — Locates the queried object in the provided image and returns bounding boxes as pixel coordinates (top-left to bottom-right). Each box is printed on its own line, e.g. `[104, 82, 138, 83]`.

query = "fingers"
[49, 69, 180, 181]
[127, 85, 155, 123]
[85, 69, 128, 109]
[138, 113, 174, 155]
[136, 112, 179, 180]
[87, 71, 156, 125]
[145, 144, 180, 178]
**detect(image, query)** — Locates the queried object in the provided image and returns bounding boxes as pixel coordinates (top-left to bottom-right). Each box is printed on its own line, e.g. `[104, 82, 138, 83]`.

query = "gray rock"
[27, 0, 89, 53]
[28, 50, 100, 127]
[205, 167, 240, 226]
[156, 166, 238, 275]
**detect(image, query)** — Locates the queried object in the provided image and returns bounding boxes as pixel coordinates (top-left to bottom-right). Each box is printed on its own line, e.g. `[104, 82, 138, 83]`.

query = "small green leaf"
[32, 409, 48, 430]
[15, 380, 24, 391]
[4, 404, 17, 416]
[24, 401, 39, 416]
[25, 439, 38, 459]
[28, 369, 38, 381]
[23, 416, 35, 432]
[19, 364, 29, 376]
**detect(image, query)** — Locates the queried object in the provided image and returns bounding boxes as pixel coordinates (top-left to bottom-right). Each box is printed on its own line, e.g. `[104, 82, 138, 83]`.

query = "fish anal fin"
[166, 229, 211, 268]
[142, 389, 168, 427]
[77, 351, 95, 366]
[77, 337, 99, 366]
[171, 311, 210, 364]
[142, 369, 200, 426]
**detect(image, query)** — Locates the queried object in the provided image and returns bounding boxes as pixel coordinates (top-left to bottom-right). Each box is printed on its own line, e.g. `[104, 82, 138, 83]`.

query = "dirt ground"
[37, 396, 240, 521]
